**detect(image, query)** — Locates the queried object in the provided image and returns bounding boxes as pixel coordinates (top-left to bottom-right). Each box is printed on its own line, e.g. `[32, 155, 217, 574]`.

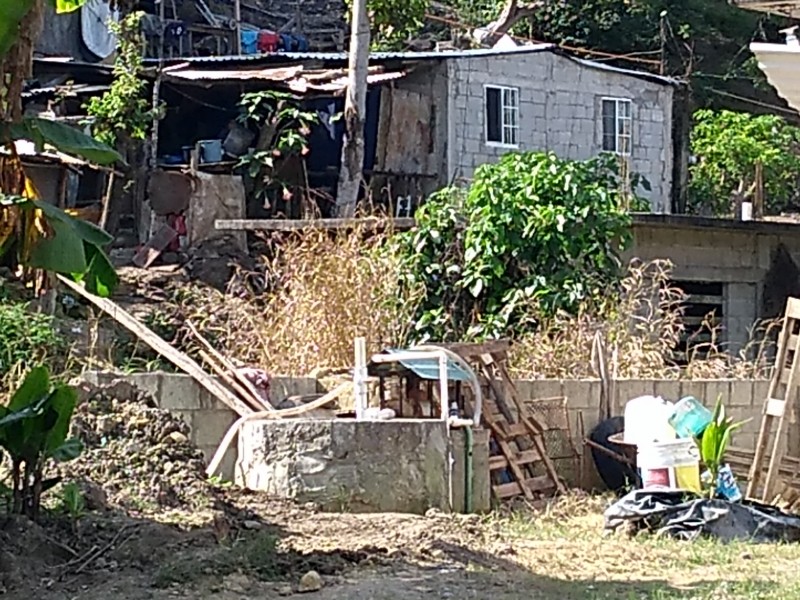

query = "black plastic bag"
[604, 489, 800, 543]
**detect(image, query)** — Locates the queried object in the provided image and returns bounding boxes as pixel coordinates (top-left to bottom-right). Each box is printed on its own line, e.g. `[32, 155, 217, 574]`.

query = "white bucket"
[623, 395, 676, 446]
[637, 438, 701, 493]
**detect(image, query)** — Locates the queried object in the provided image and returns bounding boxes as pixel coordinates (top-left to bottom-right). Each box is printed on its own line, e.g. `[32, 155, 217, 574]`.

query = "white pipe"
[354, 337, 368, 420]
[438, 354, 449, 421]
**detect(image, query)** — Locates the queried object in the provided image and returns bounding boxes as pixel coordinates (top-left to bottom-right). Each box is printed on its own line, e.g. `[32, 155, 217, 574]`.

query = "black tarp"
[604, 489, 800, 543]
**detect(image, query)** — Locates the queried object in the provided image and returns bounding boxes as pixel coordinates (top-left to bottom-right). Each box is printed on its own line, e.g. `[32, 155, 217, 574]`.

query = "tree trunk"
[334, 0, 370, 218]
[0, 0, 44, 123]
[481, 0, 543, 44]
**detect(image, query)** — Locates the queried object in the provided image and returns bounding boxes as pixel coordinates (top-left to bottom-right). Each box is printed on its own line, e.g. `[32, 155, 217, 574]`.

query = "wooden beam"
[214, 217, 416, 231]
[57, 276, 254, 417]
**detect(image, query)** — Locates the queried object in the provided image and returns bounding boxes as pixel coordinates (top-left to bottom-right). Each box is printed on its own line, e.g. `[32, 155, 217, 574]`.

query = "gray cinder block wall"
[446, 51, 674, 212]
[82, 373, 771, 497]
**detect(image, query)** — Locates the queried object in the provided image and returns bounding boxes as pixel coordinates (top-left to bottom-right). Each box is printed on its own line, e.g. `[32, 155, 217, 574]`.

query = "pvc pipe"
[464, 425, 474, 513]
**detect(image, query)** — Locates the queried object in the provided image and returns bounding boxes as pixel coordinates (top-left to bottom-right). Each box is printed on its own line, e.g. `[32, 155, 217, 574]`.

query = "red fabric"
[166, 214, 186, 251]
[257, 31, 279, 53]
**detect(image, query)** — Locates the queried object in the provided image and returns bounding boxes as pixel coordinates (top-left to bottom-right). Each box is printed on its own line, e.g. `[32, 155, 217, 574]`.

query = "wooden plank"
[57, 275, 255, 417]
[495, 439, 534, 500]
[186, 320, 274, 412]
[493, 476, 555, 499]
[488, 450, 542, 470]
[214, 217, 416, 231]
[438, 339, 511, 359]
[132, 223, 178, 268]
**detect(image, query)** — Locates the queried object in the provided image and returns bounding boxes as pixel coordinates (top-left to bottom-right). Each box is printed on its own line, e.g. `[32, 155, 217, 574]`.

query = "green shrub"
[0, 300, 66, 378]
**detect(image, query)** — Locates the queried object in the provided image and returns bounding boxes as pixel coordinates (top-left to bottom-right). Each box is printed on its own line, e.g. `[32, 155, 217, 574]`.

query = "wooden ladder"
[747, 297, 800, 502]
[477, 353, 566, 502]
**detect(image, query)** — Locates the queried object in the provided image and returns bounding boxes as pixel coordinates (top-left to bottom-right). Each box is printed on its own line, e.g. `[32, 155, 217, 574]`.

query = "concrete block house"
[438, 45, 686, 213]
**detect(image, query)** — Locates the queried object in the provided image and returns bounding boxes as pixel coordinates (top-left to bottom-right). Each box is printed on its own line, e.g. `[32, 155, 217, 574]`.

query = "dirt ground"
[4, 490, 800, 600]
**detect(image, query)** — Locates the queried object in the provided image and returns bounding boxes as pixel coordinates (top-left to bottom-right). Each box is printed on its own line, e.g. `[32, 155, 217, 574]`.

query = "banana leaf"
[10, 118, 122, 166]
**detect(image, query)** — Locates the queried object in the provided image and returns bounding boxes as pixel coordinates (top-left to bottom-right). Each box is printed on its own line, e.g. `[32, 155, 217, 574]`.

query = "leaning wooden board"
[57, 275, 255, 417]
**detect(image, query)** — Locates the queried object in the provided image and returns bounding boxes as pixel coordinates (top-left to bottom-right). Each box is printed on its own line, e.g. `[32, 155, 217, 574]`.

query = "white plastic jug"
[623, 395, 676, 447]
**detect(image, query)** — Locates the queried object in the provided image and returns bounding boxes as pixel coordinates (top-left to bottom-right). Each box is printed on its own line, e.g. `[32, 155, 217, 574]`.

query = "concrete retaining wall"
[236, 419, 491, 514]
[82, 372, 771, 493]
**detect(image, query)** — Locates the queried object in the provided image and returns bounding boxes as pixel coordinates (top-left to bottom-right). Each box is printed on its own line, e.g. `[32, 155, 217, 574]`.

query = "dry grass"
[131, 232, 777, 380]
[491, 493, 800, 599]
[167, 221, 422, 375]
[509, 259, 778, 381]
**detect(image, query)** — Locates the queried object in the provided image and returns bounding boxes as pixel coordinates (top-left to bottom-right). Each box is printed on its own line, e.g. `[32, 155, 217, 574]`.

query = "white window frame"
[600, 97, 632, 157]
[484, 84, 520, 148]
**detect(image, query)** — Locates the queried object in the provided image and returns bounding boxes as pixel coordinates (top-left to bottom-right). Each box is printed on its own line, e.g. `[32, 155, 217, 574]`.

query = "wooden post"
[334, 0, 370, 217]
[234, 0, 242, 55]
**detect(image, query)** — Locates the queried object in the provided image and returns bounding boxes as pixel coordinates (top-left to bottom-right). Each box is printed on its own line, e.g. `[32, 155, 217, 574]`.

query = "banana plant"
[0, 365, 83, 519]
[697, 395, 749, 499]
[0, 0, 121, 297]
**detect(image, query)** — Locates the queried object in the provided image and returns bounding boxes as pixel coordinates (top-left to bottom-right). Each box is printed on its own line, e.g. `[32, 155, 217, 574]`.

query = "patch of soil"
[62, 379, 214, 512]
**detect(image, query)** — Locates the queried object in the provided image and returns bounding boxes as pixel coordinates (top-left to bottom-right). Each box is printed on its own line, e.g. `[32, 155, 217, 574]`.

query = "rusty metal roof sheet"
[163, 64, 407, 92]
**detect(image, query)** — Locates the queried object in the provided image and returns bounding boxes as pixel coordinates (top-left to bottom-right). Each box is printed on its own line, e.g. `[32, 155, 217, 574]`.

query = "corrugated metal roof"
[570, 55, 681, 87]
[148, 43, 680, 87]
[750, 42, 800, 114]
[148, 43, 555, 66]
[378, 349, 474, 382]
[735, 0, 800, 17]
[164, 64, 406, 92]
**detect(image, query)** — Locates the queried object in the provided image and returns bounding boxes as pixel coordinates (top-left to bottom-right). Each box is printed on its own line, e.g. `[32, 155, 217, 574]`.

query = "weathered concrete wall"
[447, 51, 674, 212]
[628, 215, 800, 353]
[236, 419, 491, 514]
[516, 378, 770, 470]
[82, 372, 772, 495]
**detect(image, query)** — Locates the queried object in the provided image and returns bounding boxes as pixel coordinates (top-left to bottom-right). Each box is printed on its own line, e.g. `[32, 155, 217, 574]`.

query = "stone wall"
[446, 50, 674, 212]
[517, 378, 768, 462]
[236, 419, 491, 514]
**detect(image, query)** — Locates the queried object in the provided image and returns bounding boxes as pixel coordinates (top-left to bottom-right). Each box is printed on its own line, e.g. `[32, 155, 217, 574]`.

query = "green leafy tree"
[391, 151, 642, 341]
[347, 0, 428, 49]
[688, 109, 800, 216]
[0, 366, 83, 519]
[85, 11, 160, 147]
[236, 90, 317, 207]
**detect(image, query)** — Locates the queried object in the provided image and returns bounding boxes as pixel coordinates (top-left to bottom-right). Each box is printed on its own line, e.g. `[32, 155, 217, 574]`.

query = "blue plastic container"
[668, 396, 713, 439]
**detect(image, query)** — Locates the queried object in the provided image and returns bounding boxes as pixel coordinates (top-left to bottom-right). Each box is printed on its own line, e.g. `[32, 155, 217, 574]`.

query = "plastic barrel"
[668, 396, 713, 439]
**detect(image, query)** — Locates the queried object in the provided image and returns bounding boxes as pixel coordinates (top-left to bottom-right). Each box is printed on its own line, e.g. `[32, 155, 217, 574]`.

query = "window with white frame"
[485, 85, 519, 146]
[601, 97, 632, 156]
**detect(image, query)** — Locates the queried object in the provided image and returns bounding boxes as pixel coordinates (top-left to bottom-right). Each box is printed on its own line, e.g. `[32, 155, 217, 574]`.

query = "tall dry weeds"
[150, 234, 776, 380]
[509, 258, 778, 380]
[171, 222, 422, 375]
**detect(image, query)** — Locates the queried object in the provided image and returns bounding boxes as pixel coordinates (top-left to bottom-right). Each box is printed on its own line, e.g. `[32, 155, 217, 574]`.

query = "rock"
[277, 585, 294, 596]
[298, 570, 323, 593]
[167, 431, 189, 444]
[242, 520, 262, 530]
[223, 572, 253, 594]
[81, 482, 108, 511]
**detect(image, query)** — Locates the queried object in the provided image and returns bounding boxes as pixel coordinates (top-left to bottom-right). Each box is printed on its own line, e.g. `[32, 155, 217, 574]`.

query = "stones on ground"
[242, 520, 262, 530]
[223, 572, 253, 594]
[61, 380, 212, 512]
[298, 570, 323, 593]
[277, 584, 294, 596]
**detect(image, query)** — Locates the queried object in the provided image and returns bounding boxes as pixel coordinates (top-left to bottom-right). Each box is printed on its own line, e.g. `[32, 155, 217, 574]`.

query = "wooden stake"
[57, 276, 254, 417]
[186, 320, 273, 411]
